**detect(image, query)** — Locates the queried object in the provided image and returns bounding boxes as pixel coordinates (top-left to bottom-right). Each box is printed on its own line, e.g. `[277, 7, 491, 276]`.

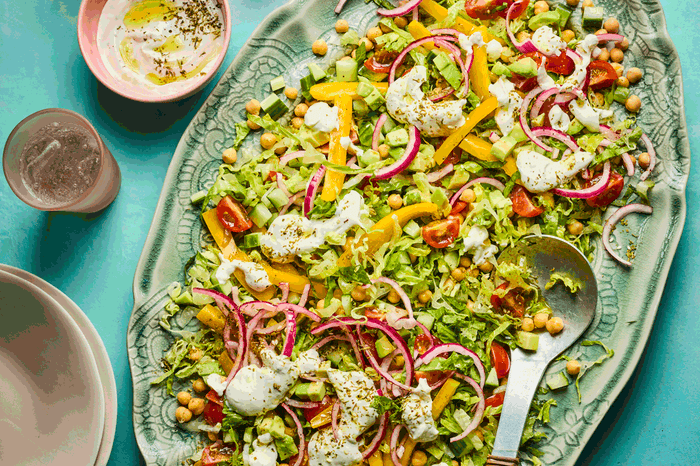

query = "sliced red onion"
[565, 48, 582, 62]
[552, 161, 611, 199]
[331, 399, 341, 440]
[506, 2, 539, 54]
[530, 87, 562, 120]
[345, 329, 365, 368]
[374, 126, 421, 180]
[377, 0, 422, 17]
[427, 164, 454, 183]
[279, 192, 302, 216]
[520, 87, 552, 151]
[280, 150, 305, 166]
[639, 133, 656, 181]
[449, 373, 485, 443]
[390, 424, 406, 466]
[230, 287, 241, 307]
[276, 173, 291, 198]
[304, 165, 326, 217]
[191, 288, 232, 316]
[278, 282, 290, 302]
[372, 277, 416, 327]
[622, 153, 635, 176]
[389, 35, 457, 84]
[358, 330, 413, 391]
[599, 124, 621, 142]
[449, 177, 506, 206]
[311, 334, 351, 351]
[298, 283, 311, 308]
[362, 413, 389, 459]
[602, 203, 653, 266]
[239, 300, 277, 317]
[256, 321, 286, 335]
[489, 132, 500, 143]
[414, 343, 486, 388]
[581, 168, 592, 180]
[429, 28, 461, 36]
[596, 33, 625, 44]
[221, 309, 247, 381]
[553, 92, 577, 105]
[529, 127, 580, 152]
[285, 399, 323, 409]
[281, 404, 306, 466]
[412, 5, 419, 21]
[372, 114, 388, 151]
[428, 86, 456, 102]
[277, 302, 322, 322]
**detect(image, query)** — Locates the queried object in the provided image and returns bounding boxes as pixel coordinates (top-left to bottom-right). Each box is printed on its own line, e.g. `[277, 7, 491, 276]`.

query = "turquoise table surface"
[0, 1, 698, 465]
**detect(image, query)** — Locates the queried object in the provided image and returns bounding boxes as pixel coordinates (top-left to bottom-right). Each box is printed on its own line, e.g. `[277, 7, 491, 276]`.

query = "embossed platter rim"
[128, 1, 690, 465]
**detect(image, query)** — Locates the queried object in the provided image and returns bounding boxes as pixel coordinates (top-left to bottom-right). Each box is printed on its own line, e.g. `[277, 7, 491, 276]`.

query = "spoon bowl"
[487, 235, 598, 465]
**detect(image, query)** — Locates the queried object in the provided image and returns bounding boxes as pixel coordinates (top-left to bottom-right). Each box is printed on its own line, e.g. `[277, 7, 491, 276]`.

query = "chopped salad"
[154, 0, 655, 465]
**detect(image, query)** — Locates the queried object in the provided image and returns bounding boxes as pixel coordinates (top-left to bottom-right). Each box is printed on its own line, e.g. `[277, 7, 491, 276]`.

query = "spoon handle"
[490, 350, 548, 459]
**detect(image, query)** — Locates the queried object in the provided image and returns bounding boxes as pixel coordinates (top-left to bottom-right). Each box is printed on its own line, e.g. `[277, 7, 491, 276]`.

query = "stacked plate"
[0, 265, 117, 466]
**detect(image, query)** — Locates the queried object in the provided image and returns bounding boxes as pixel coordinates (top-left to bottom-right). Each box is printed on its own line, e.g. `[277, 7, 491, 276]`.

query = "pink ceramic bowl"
[77, 0, 231, 103]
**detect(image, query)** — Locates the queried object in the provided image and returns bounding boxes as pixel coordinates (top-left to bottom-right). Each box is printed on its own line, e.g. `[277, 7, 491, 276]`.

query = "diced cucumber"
[403, 219, 421, 238]
[261, 193, 273, 209]
[528, 11, 560, 30]
[267, 188, 289, 209]
[517, 331, 540, 351]
[567, 118, 585, 135]
[353, 99, 370, 116]
[508, 125, 528, 143]
[244, 427, 254, 444]
[336, 59, 358, 82]
[260, 94, 289, 120]
[308, 63, 327, 82]
[242, 232, 262, 249]
[431, 187, 449, 208]
[381, 115, 397, 134]
[582, 6, 604, 29]
[386, 128, 409, 147]
[415, 312, 435, 330]
[364, 87, 385, 111]
[492, 62, 512, 77]
[356, 81, 374, 98]
[300, 74, 316, 100]
[403, 189, 422, 206]
[270, 76, 286, 92]
[190, 190, 207, 204]
[444, 250, 460, 270]
[250, 203, 273, 227]
[467, 432, 484, 451]
[554, 5, 573, 28]
[613, 86, 631, 104]
[375, 334, 395, 358]
[546, 370, 570, 390]
[485, 367, 500, 388]
[358, 65, 388, 82]
[358, 149, 381, 167]
[491, 136, 518, 161]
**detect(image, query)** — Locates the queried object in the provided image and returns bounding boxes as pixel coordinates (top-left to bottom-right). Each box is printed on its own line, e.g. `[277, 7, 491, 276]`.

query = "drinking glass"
[3, 108, 121, 213]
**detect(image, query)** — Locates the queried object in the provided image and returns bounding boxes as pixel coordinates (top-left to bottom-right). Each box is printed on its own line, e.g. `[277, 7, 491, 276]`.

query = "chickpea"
[561, 30, 576, 43]
[247, 119, 261, 130]
[638, 152, 651, 169]
[611, 62, 624, 77]
[388, 193, 403, 210]
[610, 48, 624, 63]
[379, 22, 392, 34]
[388, 289, 401, 304]
[189, 347, 204, 362]
[489, 72, 498, 84]
[469, 267, 480, 278]
[533, 313, 549, 329]
[333, 288, 343, 299]
[366, 26, 383, 42]
[522, 317, 535, 332]
[627, 67, 643, 84]
[591, 92, 605, 107]
[451, 461, 459, 466]
[177, 391, 192, 406]
[546, 316, 564, 335]
[566, 359, 582, 375]
[628, 154, 637, 166]
[208, 432, 218, 442]
[459, 188, 476, 203]
[378, 144, 390, 158]
[603, 18, 620, 34]
[418, 289, 432, 304]
[460, 256, 472, 268]
[533, 1, 550, 15]
[192, 378, 207, 393]
[625, 95, 642, 113]
[188, 397, 206, 416]
[582, 0, 594, 7]
[500, 47, 514, 64]
[597, 48, 610, 62]
[312, 39, 328, 56]
[222, 148, 237, 165]
[316, 299, 325, 311]
[566, 0, 579, 6]
[176, 406, 193, 423]
[291, 117, 305, 129]
[351, 286, 367, 302]
[335, 19, 349, 34]
[451, 267, 467, 282]
[616, 76, 630, 88]
[479, 261, 494, 273]
[245, 99, 261, 115]
[567, 220, 584, 236]
[411, 450, 428, 466]
[284, 87, 299, 100]
[295, 103, 309, 117]
[260, 133, 278, 150]
[393, 16, 408, 28]
[618, 37, 630, 51]
[359, 37, 374, 52]
[516, 31, 531, 43]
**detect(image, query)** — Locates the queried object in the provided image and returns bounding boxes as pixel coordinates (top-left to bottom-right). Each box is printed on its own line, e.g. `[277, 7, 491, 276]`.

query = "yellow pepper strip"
[469, 45, 491, 100]
[459, 135, 518, 176]
[196, 304, 226, 333]
[321, 93, 353, 202]
[503, 156, 518, 176]
[419, 0, 499, 43]
[368, 450, 384, 466]
[382, 453, 393, 466]
[202, 209, 324, 298]
[407, 21, 452, 53]
[337, 202, 438, 268]
[309, 404, 333, 429]
[401, 378, 461, 466]
[434, 96, 499, 164]
[310, 82, 388, 101]
[219, 351, 234, 375]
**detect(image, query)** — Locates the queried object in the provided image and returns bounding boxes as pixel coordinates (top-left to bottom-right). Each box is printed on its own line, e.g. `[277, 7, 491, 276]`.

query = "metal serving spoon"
[486, 235, 598, 466]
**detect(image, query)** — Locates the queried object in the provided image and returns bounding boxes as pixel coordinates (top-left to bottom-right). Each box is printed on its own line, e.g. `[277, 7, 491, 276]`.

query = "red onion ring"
[278, 282, 290, 302]
[372, 114, 388, 151]
[311, 334, 351, 351]
[378, 0, 422, 17]
[429, 28, 461, 36]
[374, 126, 421, 180]
[362, 413, 389, 459]
[449, 177, 506, 206]
[519, 87, 552, 151]
[304, 165, 326, 217]
[372, 277, 416, 327]
[639, 133, 656, 181]
[506, 1, 539, 54]
[412, 5, 419, 21]
[489, 131, 500, 143]
[427, 164, 454, 183]
[599, 124, 621, 142]
[529, 127, 580, 152]
[331, 399, 341, 440]
[622, 153, 635, 176]
[596, 33, 625, 44]
[239, 300, 277, 318]
[191, 288, 235, 316]
[281, 404, 306, 466]
[276, 173, 291, 198]
[448, 373, 485, 443]
[390, 424, 407, 466]
[530, 87, 560, 120]
[285, 399, 323, 409]
[358, 330, 412, 391]
[298, 283, 311, 308]
[279, 192, 302, 215]
[414, 343, 486, 389]
[428, 86, 456, 102]
[565, 48, 582, 62]
[602, 203, 653, 266]
[552, 161, 610, 199]
[280, 150, 305, 166]
[389, 35, 457, 84]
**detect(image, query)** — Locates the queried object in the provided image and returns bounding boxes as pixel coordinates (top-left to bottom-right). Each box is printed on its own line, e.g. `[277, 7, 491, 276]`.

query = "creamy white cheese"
[296, 349, 323, 375]
[458, 31, 485, 50]
[485, 40, 504, 62]
[385, 66, 466, 137]
[225, 348, 299, 416]
[531, 26, 567, 55]
[462, 225, 498, 265]
[516, 150, 595, 193]
[488, 77, 522, 136]
[548, 105, 571, 133]
[206, 373, 227, 397]
[246, 434, 278, 466]
[340, 136, 364, 157]
[308, 429, 363, 466]
[568, 99, 600, 132]
[215, 254, 272, 291]
[305, 102, 340, 133]
[260, 191, 368, 263]
[536, 34, 600, 93]
[401, 379, 438, 442]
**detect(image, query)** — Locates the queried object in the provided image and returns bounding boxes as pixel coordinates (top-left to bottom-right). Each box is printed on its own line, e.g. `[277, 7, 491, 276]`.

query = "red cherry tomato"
[491, 282, 525, 317]
[587, 60, 618, 90]
[288, 448, 309, 466]
[485, 390, 506, 408]
[216, 195, 253, 233]
[510, 186, 544, 218]
[201, 443, 234, 466]
[414, 334, 433, 355]
[584, 171, 625, 208]
[464, 0, 527, 20]
[450, 201, 468, 215]
[364, 308, 386, 321]
[490, 283, 509, 309]
[364, 50, 399, 74]
[521, 51, 575, 76]
[203, 401, 225, 426]
[490, 342, 511, 379]
[303, 395, 334, 423]
[415, 370, 447, 386]
[205, 389, 224, 406]
[422, 216, 461, 249]
[443, 147, 463, 166]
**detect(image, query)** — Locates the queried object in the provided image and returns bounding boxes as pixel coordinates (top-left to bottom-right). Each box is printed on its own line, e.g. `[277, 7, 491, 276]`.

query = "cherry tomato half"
[588, 60, 618, 91]
[415, 370, 448, 386]
[451, 201, 468, 215]
[585, 171, 625, 208]
[201, 443, 234, 466]
[364, 308, 386, 321]
[491, 283, 525, 317]
[364, 50, 399, 74]
[510, 185, 544, 218]
[485, 390, 506, 408]
[490, 342, 511, 379]
[414, 334, 433, 355]
[465, 0, 527, 20]
[422, 216, 461, 249]
[303, 395, 334, 423]
[216, 195, 253, 233]
[521, 51, 575, 76]
[203, 401, 225, 426]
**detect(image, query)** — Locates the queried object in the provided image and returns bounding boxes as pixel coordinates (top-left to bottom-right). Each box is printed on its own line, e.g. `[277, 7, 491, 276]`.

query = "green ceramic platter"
[128, 0, 690, 464]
